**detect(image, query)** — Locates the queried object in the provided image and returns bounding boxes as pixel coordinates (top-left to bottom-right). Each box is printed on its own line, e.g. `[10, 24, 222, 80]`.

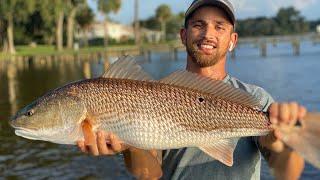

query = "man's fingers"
[97, 131, 111, 155]
[279, 103, 290, 124]
[78, 130, 127, 156]
[269, 103, 279, 124]
[289, 102, 299, 126]
[86, 134, 99, 156]
[77, 140, 88, 154]
[110, 133, 122, 153]
[298, 106, 307, 120]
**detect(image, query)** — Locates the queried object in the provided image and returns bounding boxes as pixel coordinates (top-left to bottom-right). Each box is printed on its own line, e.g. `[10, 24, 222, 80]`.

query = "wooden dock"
[1, 33, 320, 63]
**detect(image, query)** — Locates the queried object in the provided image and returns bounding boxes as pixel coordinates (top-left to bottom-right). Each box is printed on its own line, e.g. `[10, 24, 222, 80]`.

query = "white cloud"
[229, 0, 258, 13]
[293, 0, 317, 10]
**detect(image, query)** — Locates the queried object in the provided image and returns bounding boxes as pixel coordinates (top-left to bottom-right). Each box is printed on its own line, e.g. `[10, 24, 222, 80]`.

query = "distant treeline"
[139, 6, 320, 38]
[236, 7, 319, 37]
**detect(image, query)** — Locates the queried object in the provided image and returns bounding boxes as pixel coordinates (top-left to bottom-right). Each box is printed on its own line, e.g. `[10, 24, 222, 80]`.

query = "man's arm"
[258, 102, 306, 180]
[77, 131, 162, 179]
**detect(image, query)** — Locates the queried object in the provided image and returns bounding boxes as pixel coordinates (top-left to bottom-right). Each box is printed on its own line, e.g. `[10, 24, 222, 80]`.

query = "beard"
[186, 38, 222, 67]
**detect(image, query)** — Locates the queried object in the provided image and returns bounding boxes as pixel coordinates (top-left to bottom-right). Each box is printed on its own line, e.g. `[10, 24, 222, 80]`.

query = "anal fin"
[199, 138, 239, 167]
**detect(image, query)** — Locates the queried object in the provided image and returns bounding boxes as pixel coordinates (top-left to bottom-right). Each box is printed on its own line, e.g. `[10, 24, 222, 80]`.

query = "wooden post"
[292, 39, 300, 56]
[170, 47, 178, 60]
[272, 38, 277, 47]
[7, 62, 18, 115]
[147, 50, 152, 62]
[260, 41, 267, 57]
[83, 61, 91, 79]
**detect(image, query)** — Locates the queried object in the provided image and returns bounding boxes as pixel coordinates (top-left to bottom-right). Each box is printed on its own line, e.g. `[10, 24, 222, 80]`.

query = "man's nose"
[202, 25, 218, 40]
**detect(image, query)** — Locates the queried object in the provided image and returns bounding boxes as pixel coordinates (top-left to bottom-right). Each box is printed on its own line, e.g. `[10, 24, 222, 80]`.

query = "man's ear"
[180, 28, 187, 46]
[229, 32, 238, 51]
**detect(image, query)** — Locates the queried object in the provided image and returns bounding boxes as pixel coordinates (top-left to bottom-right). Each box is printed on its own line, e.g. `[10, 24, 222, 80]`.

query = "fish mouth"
[14, 127, 40, 141]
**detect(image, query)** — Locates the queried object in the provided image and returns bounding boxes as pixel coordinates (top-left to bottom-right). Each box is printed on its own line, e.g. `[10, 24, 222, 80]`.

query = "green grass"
[0, 41, 181, 60]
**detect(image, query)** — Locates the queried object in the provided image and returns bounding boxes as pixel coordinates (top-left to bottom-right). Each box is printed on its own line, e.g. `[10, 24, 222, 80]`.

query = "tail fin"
[281, 113, 320, 169]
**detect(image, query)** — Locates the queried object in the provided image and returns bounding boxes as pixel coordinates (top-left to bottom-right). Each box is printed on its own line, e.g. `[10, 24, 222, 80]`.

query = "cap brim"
[186, 1, 235, 25]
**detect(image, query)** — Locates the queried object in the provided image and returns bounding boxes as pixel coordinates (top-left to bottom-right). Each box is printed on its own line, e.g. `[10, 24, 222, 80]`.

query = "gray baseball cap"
[185, 0, 235, 26]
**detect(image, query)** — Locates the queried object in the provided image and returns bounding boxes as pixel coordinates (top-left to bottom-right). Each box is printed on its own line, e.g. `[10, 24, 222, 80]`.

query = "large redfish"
[10, 56, 320, 169]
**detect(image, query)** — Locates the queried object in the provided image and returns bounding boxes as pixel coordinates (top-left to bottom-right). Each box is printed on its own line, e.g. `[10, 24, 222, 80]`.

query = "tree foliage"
[66, 0, 86, 49]
[96, 0, 121, 47]
[76, 5, 95, 46]
[0, 0, 36, 53]
[155, 4, 172, 41]
[97, 0, 121, 15]
[237, 7, 310, 37]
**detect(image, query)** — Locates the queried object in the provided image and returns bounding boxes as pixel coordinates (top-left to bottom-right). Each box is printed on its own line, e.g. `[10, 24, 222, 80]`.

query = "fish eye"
[26, 110, 34, 116]
[198, 97, 205, 103]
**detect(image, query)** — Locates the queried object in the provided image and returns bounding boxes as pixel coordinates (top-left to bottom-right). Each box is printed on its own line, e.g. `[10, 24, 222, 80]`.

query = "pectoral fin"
[199, 138, 239, 166]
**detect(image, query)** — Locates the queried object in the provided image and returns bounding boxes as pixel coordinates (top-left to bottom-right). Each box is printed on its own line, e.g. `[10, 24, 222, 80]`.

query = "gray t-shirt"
[162, 74, 274, 180]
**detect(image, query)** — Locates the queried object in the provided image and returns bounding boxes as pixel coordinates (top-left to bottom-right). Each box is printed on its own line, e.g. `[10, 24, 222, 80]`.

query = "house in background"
[76, 21, 162, 44]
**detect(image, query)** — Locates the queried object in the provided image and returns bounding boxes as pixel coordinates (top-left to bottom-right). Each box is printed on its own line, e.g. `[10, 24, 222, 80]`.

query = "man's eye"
[217, 26, 225, 31]
[193, 24, 202, 28]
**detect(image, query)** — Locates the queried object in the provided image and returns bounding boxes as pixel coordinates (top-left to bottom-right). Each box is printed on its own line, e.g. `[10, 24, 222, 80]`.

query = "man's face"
[182, 6, 236, 67]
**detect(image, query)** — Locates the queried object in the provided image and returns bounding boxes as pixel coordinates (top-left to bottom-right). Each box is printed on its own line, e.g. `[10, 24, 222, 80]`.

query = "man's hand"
[259, 102, 307, 152]
[259, 102, 306, 180]
[77, 130, 128, 156]
[77, 130, 163, 179]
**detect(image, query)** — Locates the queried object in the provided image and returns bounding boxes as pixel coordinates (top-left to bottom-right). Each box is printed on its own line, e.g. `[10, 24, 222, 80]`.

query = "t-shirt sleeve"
[249, 86, 274, 150]
[252, 87, 274, 112]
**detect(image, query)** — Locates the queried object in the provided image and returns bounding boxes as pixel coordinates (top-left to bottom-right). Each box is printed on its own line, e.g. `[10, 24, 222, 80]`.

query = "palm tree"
[156, 4, 172, 42]
[66, 0, 86, 49]
[134, 0, 140, 45]
[0, 0, 35, 54]
[96, 0, 121, 48]
[76, 5, 94, 46]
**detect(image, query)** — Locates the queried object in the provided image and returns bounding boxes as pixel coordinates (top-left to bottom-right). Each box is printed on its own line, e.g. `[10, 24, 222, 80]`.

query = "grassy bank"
[0, 41, 180, 60]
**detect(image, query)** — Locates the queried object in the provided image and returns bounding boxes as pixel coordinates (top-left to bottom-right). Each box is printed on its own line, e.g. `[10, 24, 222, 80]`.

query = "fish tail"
[280, 113, 320, 169]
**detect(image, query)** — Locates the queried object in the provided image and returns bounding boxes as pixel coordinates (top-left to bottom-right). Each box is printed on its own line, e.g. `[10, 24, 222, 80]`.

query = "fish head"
[10, 91, 86, 144]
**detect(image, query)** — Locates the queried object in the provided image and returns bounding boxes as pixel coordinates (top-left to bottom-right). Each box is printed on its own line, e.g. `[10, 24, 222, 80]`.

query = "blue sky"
[88, 0, 320, 24]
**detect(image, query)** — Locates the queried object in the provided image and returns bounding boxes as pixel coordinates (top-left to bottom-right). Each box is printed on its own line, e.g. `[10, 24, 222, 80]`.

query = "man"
[77, 0, 306, 179]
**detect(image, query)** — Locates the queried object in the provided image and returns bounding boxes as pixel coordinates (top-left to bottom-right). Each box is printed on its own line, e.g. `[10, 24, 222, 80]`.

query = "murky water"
[0, 41, 319, 179]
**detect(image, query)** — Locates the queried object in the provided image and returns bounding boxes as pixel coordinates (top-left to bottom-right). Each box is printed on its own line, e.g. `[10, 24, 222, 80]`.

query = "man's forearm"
[258, 137, 304, 180]
[268, 149, 304, 180]
[123, 148, 163, 179]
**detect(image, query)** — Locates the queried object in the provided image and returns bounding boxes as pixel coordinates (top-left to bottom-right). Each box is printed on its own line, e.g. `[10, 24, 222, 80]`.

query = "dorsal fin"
[160, 70, 261, 108]
[102, 55, 153, 81]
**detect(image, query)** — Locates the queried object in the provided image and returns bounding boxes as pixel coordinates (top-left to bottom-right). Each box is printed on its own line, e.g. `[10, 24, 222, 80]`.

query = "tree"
[96, 0, 121, 48]
[54, 0, 65, 51]
[275, 7, 309, 34]
[166, 12, 184, 39]
[0, 0, 35, 54]
[0, 16, 5, 51]
[156, 4, 172, 41]
[37, 1, 56, 45]
[139, 17, 160, 31]
[76, 5, 94, 46]
[66, 0, 86, 49]
[134, 0, 140, 45]
[39, 0, 66, 51]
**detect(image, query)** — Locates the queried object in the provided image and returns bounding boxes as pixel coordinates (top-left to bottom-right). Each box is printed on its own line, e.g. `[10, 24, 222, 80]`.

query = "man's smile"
[197, 42, 217, 55]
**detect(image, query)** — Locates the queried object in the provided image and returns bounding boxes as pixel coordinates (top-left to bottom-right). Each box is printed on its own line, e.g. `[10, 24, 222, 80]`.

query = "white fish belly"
[100, 117, 269, 150]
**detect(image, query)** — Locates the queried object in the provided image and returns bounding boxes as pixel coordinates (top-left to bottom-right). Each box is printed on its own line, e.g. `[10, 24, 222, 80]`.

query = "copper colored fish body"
[10, 56, 320, 168]
[59, 77, 271, 149]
